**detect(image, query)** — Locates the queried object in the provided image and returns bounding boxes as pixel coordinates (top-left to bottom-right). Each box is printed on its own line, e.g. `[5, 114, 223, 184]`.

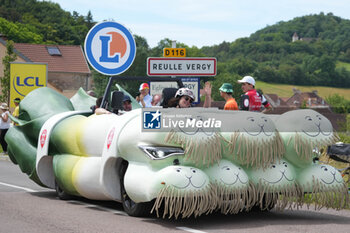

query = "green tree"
[1, 40, 17, 104]
[325, 94, 350, 113]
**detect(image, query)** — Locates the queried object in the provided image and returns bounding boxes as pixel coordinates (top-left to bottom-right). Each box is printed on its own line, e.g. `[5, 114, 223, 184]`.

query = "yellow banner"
[10, 63, 47, 108]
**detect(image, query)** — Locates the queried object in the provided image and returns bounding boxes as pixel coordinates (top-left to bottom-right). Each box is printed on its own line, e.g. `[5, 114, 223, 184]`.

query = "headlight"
[139, 145, 184, 160]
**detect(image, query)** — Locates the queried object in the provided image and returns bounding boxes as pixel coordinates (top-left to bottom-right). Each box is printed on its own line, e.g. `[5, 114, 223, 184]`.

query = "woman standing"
[0, 103, 11, 154]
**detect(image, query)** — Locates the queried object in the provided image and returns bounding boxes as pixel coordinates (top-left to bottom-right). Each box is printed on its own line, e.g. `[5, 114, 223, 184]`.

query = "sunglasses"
[184, 96, 193, 103]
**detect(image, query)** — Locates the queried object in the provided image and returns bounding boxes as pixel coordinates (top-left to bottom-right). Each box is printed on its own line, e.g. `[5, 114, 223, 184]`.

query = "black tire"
[120, 161, 153, 217]
[55, 181, 72, 200]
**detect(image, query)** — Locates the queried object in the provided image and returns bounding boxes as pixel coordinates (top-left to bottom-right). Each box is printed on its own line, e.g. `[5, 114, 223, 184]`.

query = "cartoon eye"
[238, 167, 241, 170]
[283, 162, 288, 167]
[191, 169, 196, 173]
[271, 165, 276, 168]
[323, 167, 328, 171]
[305, 116, 312, 121]
[226, 167, 230, 171]
[176, 168, 181, 172]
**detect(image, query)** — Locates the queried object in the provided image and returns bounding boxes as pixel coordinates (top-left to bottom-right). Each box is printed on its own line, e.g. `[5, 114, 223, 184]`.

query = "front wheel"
[55, 181, 72, 200]
[120, 161, 153, 217]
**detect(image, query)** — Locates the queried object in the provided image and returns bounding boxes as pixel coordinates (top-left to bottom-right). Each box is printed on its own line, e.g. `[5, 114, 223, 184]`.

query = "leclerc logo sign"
[84, 21, 136, 76]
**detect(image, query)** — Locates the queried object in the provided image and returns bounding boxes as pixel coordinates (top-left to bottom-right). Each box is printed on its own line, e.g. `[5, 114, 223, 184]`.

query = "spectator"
[219, 83, 238, 110]
[167, 88, 195, 108]
[151, 94, 162, 106]
[91, 97, 110, 115]
[138, 83, 152, 107]
[0, 103, 11, 154]
[122, 95, 132, 112]
[237, 76, 272, 113]
[13, 97, 21, 119]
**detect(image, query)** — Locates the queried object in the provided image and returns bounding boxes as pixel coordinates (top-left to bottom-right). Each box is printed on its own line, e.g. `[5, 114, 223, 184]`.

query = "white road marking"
[0, 181, 38, 192]
[176, 227, 207, 233]
[67, 200, 128, 216]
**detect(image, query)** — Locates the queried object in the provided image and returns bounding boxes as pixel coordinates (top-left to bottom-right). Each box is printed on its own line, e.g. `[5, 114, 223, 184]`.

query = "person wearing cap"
[167, 87, 195, 108]
[0, 103, 11, 154]
[138, 83, 152, 107]
[122, 95, 132, 112]
[219, 83, 238, 110]
[13, 98, 21, 119]
[237, 76, 272, 113]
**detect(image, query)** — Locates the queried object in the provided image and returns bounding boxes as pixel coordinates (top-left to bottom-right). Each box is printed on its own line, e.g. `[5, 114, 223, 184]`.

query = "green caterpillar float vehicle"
[6, 79, 348, 219]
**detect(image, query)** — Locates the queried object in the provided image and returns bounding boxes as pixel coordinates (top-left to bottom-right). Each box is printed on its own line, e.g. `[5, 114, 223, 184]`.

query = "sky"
[48, 0, 350, 48]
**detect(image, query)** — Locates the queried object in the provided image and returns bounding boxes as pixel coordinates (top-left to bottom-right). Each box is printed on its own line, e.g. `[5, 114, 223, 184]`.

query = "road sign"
[147, 57, 216, 76]
[10, 62, 47, 108]
[149, 77, 200, 103]
[84, 21, 136, 76]
[163, 48, 186, 57]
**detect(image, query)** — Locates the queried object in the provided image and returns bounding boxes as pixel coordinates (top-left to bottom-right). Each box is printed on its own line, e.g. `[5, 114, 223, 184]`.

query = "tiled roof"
[264, 93, 288, 107]
[286, 92, 328, 106]
[14, 43, 90, 74]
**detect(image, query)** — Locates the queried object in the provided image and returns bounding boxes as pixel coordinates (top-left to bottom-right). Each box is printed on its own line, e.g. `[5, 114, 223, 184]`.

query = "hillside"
[0, 1, 349, 95]
[256, 81, 350, 100]
[0, 0, 94, 45]
[201, 13, 350, 89]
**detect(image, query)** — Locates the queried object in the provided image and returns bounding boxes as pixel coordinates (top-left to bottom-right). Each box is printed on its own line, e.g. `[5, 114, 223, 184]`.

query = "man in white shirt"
[138, 83, 152, 107]
[0, 103, 11, 154]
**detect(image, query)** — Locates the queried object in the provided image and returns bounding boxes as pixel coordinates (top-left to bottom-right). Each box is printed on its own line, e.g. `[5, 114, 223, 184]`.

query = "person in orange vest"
[219, 83, 238, 110]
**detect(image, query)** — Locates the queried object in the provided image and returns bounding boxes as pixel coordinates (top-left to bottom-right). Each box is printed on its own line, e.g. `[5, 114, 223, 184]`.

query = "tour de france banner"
[10, 62, 47, 108]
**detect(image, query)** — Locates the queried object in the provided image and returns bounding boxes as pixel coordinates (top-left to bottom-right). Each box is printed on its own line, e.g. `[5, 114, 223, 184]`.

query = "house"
[266, 89, 345, 130]
[264, 93, 288, 108]
[292, 32, 317, 43]
[285, 89, 330, 109]
[0, 36, 91, 98]
[292, 32, 299, 42]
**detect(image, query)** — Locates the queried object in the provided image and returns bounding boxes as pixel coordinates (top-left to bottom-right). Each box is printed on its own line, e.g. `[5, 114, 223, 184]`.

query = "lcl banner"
[10, 62, 47, 108]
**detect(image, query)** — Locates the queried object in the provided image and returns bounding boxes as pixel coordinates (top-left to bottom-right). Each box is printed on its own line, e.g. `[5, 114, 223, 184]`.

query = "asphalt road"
[1, 158, 350, 233]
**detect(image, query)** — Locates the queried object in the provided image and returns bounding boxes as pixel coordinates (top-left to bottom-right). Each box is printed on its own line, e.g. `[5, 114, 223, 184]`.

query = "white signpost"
[150, 77, 200, 103]
[147, 57, 216, 76]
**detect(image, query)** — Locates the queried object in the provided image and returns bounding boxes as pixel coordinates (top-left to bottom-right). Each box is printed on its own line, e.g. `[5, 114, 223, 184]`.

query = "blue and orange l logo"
[84, 21, 136, 76]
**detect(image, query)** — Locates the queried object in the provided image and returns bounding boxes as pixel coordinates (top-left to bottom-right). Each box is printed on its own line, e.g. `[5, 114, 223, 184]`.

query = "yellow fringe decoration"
[165, 130, 223, 166]
[151, 177, 348, 218]
[213, 182, 256, 214]
[288, 132, 339, 161]
[151, 184, 216, 219]
[252, 180, 302, 211]
[299, 177, 349, 210]
[227, 130, 285, 168]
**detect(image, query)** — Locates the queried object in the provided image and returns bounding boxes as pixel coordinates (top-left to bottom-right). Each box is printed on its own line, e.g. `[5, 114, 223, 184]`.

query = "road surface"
[1, 158, 349, 233]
